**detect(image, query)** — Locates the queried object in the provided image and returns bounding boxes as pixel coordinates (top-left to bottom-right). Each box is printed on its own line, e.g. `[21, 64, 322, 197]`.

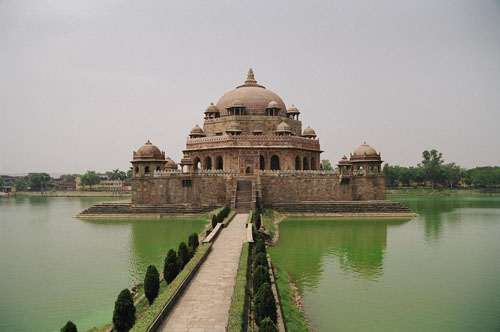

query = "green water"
[0, 196, 207, 332]
[269, 196, 500, 332]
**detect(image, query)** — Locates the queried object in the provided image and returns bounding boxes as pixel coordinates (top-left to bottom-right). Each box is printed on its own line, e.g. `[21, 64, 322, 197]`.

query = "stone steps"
[265, 200, 414, 215]
[79, 202, 215, 216]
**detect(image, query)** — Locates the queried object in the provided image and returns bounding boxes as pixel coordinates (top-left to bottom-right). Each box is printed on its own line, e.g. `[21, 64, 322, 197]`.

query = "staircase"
[265, 200, 416, 216]
[235, 180, 252, 212]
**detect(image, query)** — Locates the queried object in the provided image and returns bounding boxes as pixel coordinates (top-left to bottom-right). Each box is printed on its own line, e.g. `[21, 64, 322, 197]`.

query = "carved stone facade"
[130, 70, 386, 210]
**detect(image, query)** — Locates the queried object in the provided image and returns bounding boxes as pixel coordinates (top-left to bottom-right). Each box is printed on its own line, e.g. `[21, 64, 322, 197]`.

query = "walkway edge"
[146, 243, 212, 332]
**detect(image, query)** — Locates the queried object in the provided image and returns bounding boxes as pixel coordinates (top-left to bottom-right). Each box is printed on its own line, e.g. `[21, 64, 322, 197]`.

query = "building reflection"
[271, 218, 411, 287]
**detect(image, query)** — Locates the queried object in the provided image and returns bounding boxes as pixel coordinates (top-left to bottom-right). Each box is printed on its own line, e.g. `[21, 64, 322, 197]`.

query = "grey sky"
[1, 0, 499, 174]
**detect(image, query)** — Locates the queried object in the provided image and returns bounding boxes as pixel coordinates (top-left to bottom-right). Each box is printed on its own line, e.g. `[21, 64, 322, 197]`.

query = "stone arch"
[271, 155, 280, 170]
[246, 166, 252, 174]
[134, 166, 139, 175]
[204, 156, 212, 170]
[260, 155, 265, 170]
[193, 157, 201, 170]
[215, 156, 223, 170]
[295, 156, 301, 170]
[311, 157, 316, 170]
[156, 166, 161, 171]
[145, 165, 150, 174]
[303, 157, 309, 170]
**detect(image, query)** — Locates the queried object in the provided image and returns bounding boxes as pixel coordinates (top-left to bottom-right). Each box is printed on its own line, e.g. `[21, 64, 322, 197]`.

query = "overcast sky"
[1, 0, 499, 174]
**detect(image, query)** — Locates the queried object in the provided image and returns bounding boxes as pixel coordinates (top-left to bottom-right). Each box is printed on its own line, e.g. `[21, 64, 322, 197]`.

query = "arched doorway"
[311, 157, 316, 170]
[246, 166, 252, 174]
[204, 156, 212, 170]
[260, 155, 265, 170]
[295, 156, 301, 170]
[271, 155, 280, 170]
[145, 166, 150, 174]
[193, 157, 201, 170]
[216, 156, 223, 170]
[303, 157, 309, 170]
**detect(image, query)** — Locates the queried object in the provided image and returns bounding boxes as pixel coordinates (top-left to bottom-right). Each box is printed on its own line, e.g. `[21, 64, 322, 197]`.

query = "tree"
[255, 238, 266, 254]
[144, 265, 160, 305]
[254, 283, 277, 325]
[383, 164, 398, 187]
[80, 171, 100, 189]
[108, 169, 127, 180]
[259, 317, 278, 332]
[163, 249, 179, 284]
[420, 149, 444, 189]
[178, 242, 189, 268]
[253, 265, 270, 293]
[29, 173, 51, 191]
[253, 252, 268, 269]
[321, 159, 333, 171]
[442, 163, 462, 188]
[14, 179, 27, 191]
[60, 321, 77, 332]
[126, 169, 133, 179]
[112, 289, 136, 332]
[188, 233, 199, 250]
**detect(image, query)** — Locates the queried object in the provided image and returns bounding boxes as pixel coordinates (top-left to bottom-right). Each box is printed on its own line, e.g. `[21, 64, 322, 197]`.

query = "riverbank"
[16, 191, 131, 197]
[387, 188, 500, 196]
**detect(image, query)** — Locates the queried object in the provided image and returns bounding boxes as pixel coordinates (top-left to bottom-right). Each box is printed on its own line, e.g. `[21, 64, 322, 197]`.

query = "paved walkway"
[158, 213, 248, 332]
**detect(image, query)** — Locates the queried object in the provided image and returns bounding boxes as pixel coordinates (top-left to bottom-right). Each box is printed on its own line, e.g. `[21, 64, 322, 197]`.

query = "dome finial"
[245, 68, 257, 84]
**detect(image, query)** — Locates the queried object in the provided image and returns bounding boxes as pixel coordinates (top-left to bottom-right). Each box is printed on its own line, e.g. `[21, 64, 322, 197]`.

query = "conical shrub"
[163, 249, 179, 284]
[253, 265, 270, 293]
[144, 265, 160, 305]
[112, 289, 136, 332]
[254, 283, 277, 325]
[60, 321, 77, 332]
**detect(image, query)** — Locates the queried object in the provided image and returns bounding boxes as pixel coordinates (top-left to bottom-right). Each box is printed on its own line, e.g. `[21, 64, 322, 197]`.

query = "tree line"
[384, 149, 500, 189]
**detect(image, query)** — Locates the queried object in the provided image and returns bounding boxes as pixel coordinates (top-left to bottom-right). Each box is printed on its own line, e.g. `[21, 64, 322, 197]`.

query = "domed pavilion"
[130, 69, 389, 211]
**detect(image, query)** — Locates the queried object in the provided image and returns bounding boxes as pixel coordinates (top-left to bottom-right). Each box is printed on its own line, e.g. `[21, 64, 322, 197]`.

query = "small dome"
[276, 121, 292, 132]
[204, 102, 219, 113]
[350, 142, 381, 161]
[133, 140, 165, 161]
[267, 100, 280, 109]
[287, 104, 300, 114]
[303, 126, 316, 137]
[165, 156, 178, 170]
[190, 124, 205, 135]
[338, 155, 351, 165]
[226, 121, 243, 132]
[228, 100, 244, 108]
[180, 154, 193, 165]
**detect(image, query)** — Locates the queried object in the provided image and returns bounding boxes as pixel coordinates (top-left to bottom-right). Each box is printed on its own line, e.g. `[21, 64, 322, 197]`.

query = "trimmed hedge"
[227, 242, 249, 332]
[130, 243, 212, 332]
[221, 211, 236, 227]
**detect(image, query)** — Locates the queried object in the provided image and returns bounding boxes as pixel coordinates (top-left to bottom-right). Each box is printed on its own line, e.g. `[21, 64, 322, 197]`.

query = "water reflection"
[270, 218, 410, 288]
[82, 217, 208, 282]
[395, 196, 500, 243]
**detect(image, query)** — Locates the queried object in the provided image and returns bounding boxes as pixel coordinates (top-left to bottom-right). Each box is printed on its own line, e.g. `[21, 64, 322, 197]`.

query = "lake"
[269, 196, 500, 332]
[0, 196, 207, 332]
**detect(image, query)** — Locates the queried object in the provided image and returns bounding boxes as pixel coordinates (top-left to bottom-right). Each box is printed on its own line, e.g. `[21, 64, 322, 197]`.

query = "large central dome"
[216, 69, 286, 112]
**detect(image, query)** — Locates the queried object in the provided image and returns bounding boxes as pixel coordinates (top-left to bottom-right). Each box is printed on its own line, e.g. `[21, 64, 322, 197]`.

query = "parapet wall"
[260, 171, 386, 203]
[132, 170, 386, 207]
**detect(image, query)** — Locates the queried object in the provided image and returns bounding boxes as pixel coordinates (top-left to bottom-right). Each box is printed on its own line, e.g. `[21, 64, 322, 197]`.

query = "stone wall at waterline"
[131, 170, 386, 207]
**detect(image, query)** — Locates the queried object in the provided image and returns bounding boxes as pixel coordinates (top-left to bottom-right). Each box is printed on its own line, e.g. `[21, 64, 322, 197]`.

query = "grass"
[263, 209, 282, 238]
[273, 264, 310, 332]
[130, 243, 212, 332]
[227, 242, 250, 332]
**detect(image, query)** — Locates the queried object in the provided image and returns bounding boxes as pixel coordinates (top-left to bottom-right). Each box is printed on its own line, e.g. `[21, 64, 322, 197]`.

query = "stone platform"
[265, 200, 417, 217]
[76, 201, 215, 218]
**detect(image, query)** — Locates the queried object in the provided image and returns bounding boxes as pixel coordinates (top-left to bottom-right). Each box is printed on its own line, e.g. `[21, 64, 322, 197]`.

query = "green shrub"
[254, 212, 262, 230]
[113, 289, 136, 332]
[253, 252, 268, 269]
[259, 317, 278, 332]
[255, 238, 266, 254]
[163, 249, 179, 284]
[188, 233, 199, 250]
[253, 265, 270, 293]
[144, 265, 160, 305]
[187, 246, 194, 260]
[254, 283, 277, 325]
[212, 214, 218, 228]
[178, 242, 189, 268]
[60, 321, 77, 332]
